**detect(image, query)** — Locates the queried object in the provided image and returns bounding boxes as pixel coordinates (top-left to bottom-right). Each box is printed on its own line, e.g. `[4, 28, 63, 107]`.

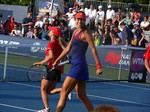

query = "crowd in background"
[0, 1, 149, 48]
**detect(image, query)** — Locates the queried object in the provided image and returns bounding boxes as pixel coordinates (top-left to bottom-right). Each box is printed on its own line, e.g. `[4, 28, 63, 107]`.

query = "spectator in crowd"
[140, 16, 149, 31]
[25, 25, 34, 38]
[132, 9, 141, 23]
[113, 25, 122, 40]
[4, 16, 15, 35]
[115, 6, 125, 19]
[120, 22, 133, 46]
[59, 19, 69, 42]
[87, 4, 97, 29]
[112, 13, 122, 29]
[72, 4, 80, 14]
[34, 15, 44, 29]
[106, 5, 115, 21]
[39, 23, 50, 40]
[65, 7, 74, 21]
[43, 12, 55, 25]
[95, 5, 105, 29]
[53, 15, 60, 26]
[22, 12, 33, 36]
[121, 13, 133, 29]
[94, 104, 120, 112]
[111, 29, 121, 46]
[61, 15, 69, 24]
[102, 25, 113, 45]
[133, 22, 146, 48]
[93, 30, 103, 46]
[131, 28, 137, 46]
[106, 19, 113, 27]
[32, 27, 41, 39]
[10, 24, 22, 37]
[79, 2, 88, 15]
[63, 2, 70, 14]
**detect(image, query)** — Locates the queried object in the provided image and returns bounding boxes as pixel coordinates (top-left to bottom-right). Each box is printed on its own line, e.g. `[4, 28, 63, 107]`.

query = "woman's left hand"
[96, 68, 102, 75]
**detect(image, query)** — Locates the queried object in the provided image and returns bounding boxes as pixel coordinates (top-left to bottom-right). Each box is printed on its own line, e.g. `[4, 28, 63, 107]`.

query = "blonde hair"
[94, 104, 120, 112]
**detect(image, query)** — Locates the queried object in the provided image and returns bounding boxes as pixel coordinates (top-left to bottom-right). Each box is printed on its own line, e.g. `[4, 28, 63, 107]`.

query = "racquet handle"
[57, 60, 70, 66]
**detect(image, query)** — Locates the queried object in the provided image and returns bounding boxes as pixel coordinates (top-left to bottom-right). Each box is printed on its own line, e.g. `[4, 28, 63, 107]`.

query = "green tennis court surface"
[0, 53, 129, 82]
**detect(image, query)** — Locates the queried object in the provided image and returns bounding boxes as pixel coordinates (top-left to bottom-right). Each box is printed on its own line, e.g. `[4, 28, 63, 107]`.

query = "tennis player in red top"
[53, 11, 102, 112]
[144, 44, 150, 73]
[34, 27, 64, 112]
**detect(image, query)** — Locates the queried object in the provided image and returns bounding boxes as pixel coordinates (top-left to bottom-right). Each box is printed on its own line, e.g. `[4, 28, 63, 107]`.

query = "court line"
[87, 94, 150, 107]
[0, 103, 36, 111]
[102, 82, 150, 91]
[9, 81, 150, 91]
[7, 82, 150, 107]
[8, 82, 40, 88]
[7, 79, 150, 91]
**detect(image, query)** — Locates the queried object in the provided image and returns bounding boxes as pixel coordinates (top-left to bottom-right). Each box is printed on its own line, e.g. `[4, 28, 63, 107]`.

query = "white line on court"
[6, 81, 150, 107]
[8, 82, 40, 88]
[87, 94, 150, 107]
[0, 103, 36, 111]
[102, 82, 150, 91]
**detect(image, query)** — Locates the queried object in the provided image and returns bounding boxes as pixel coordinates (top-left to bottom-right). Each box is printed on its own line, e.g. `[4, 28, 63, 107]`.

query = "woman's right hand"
[33, 62, 41, 67]
[52, 61, 58, 68]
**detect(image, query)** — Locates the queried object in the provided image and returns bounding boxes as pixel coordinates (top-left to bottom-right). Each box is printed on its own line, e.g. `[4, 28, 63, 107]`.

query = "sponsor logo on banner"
[105, 52, 121, 64]
[31, 42, 46, 52]
[0, 39, 20, 45]
[129, 50, 147, 82]
[0, 39, 20, 48]
[119, 54, 131, 65]
[105, 52, 131, 65]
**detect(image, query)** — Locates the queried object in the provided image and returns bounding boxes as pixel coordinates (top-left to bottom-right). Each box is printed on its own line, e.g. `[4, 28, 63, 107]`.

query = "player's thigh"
[41, 79, 51, 90]
[62, 76, 77, 93]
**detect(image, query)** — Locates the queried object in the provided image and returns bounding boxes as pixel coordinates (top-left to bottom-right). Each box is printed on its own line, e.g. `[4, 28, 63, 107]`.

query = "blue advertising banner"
[128, 50, 147, 82]
[0, 35, 146, 71]
[86, 46, 131, 70]
[0, 35, 48, 58]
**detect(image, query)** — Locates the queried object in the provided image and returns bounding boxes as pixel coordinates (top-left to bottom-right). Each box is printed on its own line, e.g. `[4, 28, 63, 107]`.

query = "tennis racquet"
[26, 60, 70, 82]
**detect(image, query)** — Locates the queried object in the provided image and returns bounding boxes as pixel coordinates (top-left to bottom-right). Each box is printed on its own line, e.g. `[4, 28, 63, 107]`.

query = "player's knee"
[40, 86, 49, 93]
[60, 89, 68, 98]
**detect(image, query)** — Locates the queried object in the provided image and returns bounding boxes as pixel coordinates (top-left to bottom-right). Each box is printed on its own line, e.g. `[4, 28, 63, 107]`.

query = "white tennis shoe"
[68, 92, 72, 100]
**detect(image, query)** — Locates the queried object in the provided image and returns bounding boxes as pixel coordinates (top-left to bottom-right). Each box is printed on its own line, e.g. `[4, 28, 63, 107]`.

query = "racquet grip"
[57, 60, 70, 66]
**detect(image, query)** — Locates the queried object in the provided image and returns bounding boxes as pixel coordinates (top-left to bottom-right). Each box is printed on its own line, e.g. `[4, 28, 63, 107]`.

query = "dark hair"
[120, 22, 125, 26]
[60, 20, 67, 25]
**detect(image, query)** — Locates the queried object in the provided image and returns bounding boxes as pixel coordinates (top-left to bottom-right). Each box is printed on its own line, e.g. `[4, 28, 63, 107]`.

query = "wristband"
[96, 63, 102, 69]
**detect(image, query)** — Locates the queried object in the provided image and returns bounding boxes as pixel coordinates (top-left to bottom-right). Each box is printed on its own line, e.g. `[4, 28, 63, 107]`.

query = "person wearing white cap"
[66, 7, 74, 21]
[34, 15, 43, 28]
[133, 21, 146, 48]
[106, 5, 115, 20]
[95, 5, 105, 28]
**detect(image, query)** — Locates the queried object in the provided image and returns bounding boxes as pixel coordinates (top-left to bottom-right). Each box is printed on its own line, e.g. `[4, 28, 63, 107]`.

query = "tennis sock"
[37, 107, 50, 112]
